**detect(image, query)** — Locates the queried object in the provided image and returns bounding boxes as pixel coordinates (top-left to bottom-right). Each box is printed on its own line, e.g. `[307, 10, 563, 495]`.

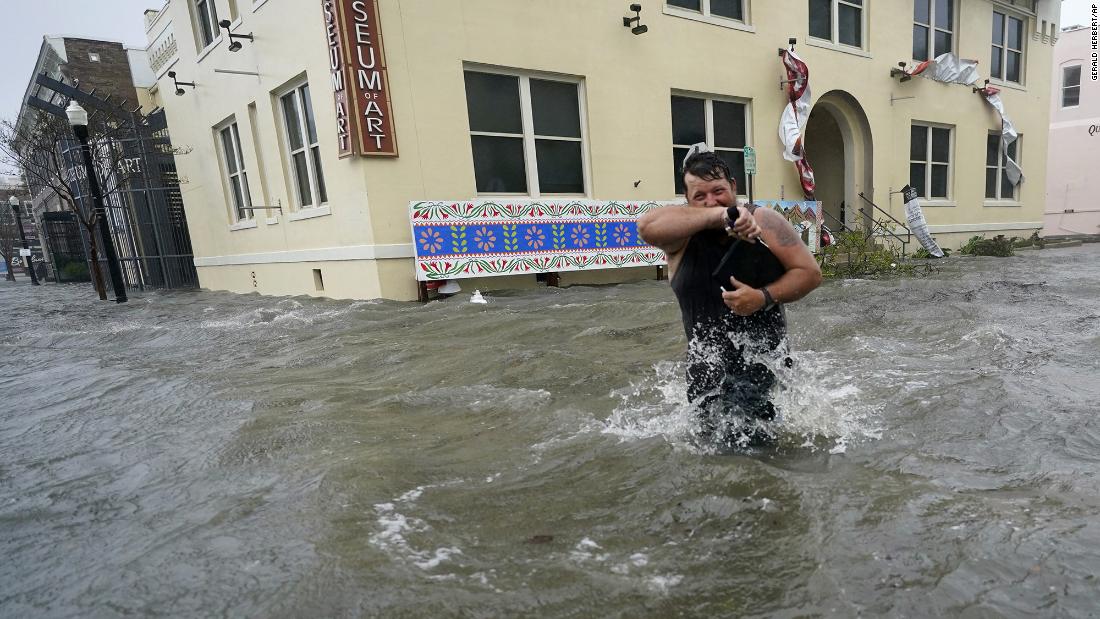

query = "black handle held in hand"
[726, 206, 738, 226]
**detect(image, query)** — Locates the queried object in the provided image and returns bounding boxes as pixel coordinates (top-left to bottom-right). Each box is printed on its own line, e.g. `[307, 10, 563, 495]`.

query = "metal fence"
[41, 211, 90, 283]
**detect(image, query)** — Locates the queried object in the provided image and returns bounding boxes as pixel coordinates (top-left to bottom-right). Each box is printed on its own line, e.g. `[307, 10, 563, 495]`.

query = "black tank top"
[670, 229, 786, 347]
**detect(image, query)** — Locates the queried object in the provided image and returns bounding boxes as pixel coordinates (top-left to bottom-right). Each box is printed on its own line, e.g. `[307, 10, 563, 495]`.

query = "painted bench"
[409, 199, 823, 294]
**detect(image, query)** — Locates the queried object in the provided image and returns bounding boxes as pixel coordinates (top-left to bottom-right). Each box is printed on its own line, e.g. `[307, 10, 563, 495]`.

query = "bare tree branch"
[0, 109, 147, 298]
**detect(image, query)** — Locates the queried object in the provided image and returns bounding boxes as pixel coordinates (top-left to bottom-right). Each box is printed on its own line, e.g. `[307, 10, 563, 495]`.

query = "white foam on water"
[369, 503, 427, 561]
[570, 537, 610, 563]
[368, 482, 466, 571]
[414, 547, 463, 570]
[570, 539, 679, 593]
[648, 574, 684, 593]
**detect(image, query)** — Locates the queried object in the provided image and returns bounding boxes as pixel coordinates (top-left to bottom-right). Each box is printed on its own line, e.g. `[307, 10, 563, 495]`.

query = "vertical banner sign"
[330, 0, 398, 157]
[322, 0, 354, 158]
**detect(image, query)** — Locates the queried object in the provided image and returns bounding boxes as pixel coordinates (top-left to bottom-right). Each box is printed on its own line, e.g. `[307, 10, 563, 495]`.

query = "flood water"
[1, 244, 1099, 617]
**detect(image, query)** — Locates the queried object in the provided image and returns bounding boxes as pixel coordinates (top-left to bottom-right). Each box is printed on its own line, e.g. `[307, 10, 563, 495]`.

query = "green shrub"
[1012, 231, 1045, 249]
[818, 228, 924, 279]
[913, 246, 952, 259]
[60, 261, 90, 281]
[959, 234, 1014, 257]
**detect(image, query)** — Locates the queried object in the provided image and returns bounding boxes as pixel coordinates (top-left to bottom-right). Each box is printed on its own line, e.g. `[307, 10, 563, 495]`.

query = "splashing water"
[604, 331, 882, 453]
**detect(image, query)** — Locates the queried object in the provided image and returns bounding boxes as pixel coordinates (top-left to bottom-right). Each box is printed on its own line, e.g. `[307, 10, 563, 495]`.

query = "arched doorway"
[802, 90, 873, 233]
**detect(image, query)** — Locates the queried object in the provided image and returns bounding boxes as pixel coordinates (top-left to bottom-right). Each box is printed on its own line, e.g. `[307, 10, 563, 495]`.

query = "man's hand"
[728, 206, 761, 242]
[721, 276, 766, 316]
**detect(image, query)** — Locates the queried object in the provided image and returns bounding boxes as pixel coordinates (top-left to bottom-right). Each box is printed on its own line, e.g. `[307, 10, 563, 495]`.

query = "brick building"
[16, 37, 156, 215]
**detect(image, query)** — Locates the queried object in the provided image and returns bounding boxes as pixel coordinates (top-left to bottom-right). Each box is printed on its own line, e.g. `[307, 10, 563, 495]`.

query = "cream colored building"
[144, 0, 1059, 301]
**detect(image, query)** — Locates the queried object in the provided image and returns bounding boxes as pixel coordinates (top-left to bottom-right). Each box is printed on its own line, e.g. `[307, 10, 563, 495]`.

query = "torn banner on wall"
[901, 53, 1023, 186]
[902, 185, 945, 258]
[778, 49, 815, 199]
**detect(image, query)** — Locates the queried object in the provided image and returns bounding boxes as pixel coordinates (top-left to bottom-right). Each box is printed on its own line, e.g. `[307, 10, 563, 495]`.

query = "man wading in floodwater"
[638, 147, 822, 447]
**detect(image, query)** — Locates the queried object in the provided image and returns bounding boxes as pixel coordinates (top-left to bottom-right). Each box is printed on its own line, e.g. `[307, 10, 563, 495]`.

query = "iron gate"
[41, 211, 90, 283]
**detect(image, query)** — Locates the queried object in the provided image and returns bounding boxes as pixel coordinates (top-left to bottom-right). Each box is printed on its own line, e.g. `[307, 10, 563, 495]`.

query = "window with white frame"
[463, 69, 586, 196]
[278, 82, 328, 209]
[913, 0, 953, 60]
[909, 123, 952, 200]
[985, 133, 1020, 200]
[991, 11, 1025, 84]
[667, 0, 746, 22]
[809, 0, 864, 48]
[1062, 65, 1081, 107]
[671, 95, 749, 195]
[218, 120, 253, 221]
[193, 0, 219, 49]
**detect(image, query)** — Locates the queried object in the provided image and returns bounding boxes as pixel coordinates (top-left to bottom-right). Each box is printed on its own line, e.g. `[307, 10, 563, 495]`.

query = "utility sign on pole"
[743, 146, 757, 205]
[744, 146, 757, 175]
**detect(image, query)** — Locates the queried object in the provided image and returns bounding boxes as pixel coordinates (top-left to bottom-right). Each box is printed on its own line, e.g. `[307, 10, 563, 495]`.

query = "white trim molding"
[804, 38, 873, 58]
[194, 243, 415, 267]
[286, 205, 332, 222]
[925, 221, 1042, 233]
[228, 219, 257, 231]
[662, 6, 755, 33]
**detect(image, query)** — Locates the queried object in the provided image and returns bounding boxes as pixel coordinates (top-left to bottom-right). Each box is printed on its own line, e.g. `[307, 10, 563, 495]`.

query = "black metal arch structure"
[25, 73, 198, 291]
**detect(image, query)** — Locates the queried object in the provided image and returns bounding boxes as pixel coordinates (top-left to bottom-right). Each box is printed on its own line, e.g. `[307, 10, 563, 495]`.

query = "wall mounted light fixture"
[623, 4, 647, 35]
[167, 71, 195, 96]
[219, 19, 254, 52]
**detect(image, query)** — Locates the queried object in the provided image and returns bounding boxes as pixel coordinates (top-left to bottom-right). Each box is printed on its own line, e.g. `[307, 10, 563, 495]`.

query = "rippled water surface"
[2, 245, 1099, 617]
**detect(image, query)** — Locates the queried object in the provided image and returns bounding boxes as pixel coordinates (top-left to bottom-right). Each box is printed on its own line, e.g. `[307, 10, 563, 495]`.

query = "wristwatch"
[760, 286, 777, 311]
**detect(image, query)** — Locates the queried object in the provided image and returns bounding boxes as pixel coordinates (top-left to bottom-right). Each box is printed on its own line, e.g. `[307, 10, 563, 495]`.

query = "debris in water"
[470, 290, 488, 304]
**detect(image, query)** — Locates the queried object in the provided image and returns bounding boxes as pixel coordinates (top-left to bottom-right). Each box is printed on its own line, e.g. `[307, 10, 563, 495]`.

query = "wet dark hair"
[681, 151, 736, 194]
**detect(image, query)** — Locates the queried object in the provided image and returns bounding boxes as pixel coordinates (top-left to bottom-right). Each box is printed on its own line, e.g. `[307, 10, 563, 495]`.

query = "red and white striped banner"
[779, 49, 815, 199]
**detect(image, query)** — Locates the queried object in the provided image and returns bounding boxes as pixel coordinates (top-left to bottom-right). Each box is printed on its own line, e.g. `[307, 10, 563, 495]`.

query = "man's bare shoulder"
[754, 207, 803, 247]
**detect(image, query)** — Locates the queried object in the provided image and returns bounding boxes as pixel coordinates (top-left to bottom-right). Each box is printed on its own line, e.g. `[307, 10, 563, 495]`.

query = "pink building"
[1044, 25, 1100, 237]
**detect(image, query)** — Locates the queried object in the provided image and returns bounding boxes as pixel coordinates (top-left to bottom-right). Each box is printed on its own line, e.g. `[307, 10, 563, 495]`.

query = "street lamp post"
[8, 195, 40, 286]
[66, 100, 127, 303]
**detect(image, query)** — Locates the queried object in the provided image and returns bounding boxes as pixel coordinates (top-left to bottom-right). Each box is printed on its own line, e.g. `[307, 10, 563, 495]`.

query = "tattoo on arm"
[763, 213, 803, 246]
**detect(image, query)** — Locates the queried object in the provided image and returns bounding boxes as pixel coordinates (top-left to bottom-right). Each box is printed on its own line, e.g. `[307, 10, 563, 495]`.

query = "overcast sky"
[1061, 0, 1096, 27]
[0, 0, 158, 125]
[0, 0, 1095, 124]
